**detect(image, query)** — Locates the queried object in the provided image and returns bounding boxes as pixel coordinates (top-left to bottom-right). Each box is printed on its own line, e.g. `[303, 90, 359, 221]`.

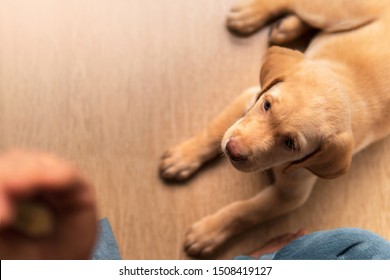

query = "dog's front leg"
[184, 168, 317, 258]
[160, 87, 259, 180]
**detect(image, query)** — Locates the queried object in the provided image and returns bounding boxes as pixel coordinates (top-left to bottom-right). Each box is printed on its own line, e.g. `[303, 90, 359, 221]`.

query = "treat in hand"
[0, 150, 97, 260]
[14, 201, 54, 238]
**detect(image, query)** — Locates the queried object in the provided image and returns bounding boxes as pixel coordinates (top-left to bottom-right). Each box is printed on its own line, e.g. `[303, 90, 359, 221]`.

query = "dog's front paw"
[184, 215, 230, 258]
[226, 1, 268, 35]
[160, 139, 204, 180]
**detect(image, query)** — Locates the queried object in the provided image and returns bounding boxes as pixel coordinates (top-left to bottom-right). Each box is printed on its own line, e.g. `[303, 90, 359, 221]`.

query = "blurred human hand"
[0, 150, 97, 259]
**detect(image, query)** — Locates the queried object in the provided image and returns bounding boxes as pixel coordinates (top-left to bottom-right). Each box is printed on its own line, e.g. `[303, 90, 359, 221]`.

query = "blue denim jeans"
[92, 223, 390, 260]
[92, 218, 121, 260]
[234, 228, 390, 260]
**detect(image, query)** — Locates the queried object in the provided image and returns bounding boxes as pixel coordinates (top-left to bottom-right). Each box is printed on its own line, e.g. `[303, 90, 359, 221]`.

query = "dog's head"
[222, 46, 354, 179]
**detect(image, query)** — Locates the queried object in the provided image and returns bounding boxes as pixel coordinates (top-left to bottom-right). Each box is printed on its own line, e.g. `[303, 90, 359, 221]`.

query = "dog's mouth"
[227, 156, 259, 172]
[226, 148, 248, 162]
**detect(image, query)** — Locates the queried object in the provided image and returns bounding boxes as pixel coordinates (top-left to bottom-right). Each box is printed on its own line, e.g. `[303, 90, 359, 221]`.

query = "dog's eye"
[284, 137, 295, 150]
[263, 100, 271, 111]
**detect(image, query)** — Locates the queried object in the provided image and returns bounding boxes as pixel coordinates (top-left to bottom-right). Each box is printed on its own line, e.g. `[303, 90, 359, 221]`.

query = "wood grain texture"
[0, 0, 389, 259]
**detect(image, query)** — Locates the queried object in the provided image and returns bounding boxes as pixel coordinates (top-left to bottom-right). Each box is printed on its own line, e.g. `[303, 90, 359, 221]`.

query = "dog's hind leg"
[226, 0, 290, 35]
[160, 87, 259, 181]
[268, 14, 311, 45]
[226, 0, 384, 36]
[287, 0, 384, 32]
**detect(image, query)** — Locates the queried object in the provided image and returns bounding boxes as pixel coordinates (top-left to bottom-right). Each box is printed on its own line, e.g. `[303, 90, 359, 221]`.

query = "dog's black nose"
[226, 138, 247, 161]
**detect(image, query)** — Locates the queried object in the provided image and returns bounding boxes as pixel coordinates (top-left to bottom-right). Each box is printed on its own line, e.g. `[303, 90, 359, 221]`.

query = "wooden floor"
[1, 0, 389, 259]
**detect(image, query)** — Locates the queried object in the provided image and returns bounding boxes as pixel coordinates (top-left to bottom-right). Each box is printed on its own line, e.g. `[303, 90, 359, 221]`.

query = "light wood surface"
[1, 0, 389, 259]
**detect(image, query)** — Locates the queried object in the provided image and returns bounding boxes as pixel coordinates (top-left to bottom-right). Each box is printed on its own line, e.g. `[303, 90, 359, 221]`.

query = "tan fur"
[160, 0, 390, 258]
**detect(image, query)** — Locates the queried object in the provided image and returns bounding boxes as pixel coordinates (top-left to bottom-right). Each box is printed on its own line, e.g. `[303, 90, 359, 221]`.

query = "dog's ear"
[260, 46, 304, 89]
[284, 132, 354, 179]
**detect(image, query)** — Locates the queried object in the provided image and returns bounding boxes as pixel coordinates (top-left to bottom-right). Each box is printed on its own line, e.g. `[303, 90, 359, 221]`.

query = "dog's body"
[160, 0, 390, 257]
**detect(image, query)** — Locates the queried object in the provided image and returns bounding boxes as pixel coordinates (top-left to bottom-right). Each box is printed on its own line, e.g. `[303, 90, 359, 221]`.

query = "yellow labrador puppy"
[160, 0, 390, 257]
